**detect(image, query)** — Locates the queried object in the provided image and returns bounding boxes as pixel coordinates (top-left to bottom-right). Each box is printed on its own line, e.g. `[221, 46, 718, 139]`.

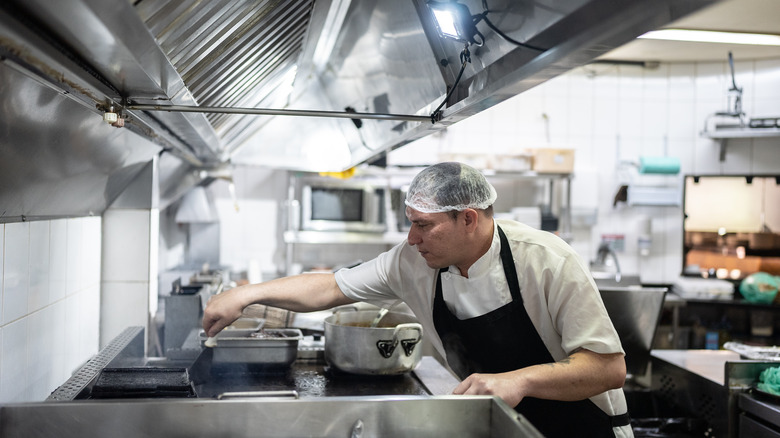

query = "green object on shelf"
[739, 272, 779, 304]
[758, 367, 780, 396]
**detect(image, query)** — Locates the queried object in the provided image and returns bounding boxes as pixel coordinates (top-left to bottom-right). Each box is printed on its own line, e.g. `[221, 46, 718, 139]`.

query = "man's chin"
[423, 259, 446, 270]
[418, 252, 447, 270]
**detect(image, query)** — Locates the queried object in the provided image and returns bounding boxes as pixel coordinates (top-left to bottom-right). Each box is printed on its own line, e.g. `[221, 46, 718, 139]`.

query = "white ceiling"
[598, 0, 780, 63]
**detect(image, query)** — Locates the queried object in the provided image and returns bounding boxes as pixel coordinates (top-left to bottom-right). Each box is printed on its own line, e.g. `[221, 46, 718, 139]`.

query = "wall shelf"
[283, 166, 573, 274]
[701, 127, 780, 161]
[283, 230, 407, 245]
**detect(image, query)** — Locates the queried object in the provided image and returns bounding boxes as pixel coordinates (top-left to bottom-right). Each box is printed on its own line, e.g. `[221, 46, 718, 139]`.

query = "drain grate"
[47, 327, 144, 401]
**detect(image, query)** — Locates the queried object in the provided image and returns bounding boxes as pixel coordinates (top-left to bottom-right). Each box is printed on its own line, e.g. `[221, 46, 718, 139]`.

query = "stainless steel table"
[650, 350, 741, 438]
[738, 392, 780, 437]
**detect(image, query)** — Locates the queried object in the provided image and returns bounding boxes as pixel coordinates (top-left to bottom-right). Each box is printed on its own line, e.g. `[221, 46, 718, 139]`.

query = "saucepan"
[324, 306, 423, 375]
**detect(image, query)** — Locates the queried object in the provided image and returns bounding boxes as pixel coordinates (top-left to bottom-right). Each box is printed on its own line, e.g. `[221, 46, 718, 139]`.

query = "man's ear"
[462, 208, 479, 232]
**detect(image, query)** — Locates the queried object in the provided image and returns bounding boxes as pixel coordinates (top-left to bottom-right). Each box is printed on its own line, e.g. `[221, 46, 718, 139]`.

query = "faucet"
[592, 242, 622, 283]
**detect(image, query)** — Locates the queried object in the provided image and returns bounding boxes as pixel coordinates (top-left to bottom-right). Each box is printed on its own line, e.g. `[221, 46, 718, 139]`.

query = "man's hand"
[202, 288, 247, 337]
[453, 372, 525, 407]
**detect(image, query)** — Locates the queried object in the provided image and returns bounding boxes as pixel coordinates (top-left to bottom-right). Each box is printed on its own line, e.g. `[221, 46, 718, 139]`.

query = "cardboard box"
[438, 153, 533, 172]
[491, 154, 533, 172]
[527, 148, 574, 173]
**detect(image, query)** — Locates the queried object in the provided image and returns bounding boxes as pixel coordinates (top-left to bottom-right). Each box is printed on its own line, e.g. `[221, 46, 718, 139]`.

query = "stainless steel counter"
[651, 349, 780, 438]
[650, 349, 741, 438]
[0, 395, 543, 437]
[651, 349, 741, 386]
[3, 327, 543, 437]
[739, 392, 780, 437]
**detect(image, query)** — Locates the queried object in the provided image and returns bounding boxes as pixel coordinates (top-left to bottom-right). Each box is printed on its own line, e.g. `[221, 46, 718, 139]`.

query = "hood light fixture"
[426, 1, 547, 123]
[427, 1, 483, 45]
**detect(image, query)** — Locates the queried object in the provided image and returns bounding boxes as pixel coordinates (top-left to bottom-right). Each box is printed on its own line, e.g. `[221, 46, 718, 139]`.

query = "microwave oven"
[301, 182, 387, 233]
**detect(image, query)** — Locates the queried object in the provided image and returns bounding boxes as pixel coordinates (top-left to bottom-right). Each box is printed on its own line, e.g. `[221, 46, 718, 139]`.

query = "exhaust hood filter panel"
[136, 0, 315, 142]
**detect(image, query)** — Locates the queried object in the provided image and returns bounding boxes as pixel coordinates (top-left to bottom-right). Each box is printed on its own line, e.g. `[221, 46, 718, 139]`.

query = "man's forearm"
[202, 272, 355, 336]
[513, 350, 626, 401]
[240, 273, 354, 312]
[453, 349, 626, 407]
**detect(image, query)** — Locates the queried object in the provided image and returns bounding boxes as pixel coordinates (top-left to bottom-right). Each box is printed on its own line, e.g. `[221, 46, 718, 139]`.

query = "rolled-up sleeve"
[549, 254, 625, 357]
[334, 244, 405, 309]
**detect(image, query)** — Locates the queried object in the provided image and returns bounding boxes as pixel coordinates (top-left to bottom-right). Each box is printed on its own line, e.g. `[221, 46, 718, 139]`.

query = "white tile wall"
[210, 167, 290, 276]
[385, 58, 780, 284]
[208, 58, 780, 285]
[100, 281, 148, 347]
[3, 222, 29, 325]
[102, 210, 150, 283]
[101, 209, 153, 348]
[0, 217, 101, 403]
[28, 221, 49, 313]
[49, 220, 67, 304]
[66, 219, 82, 296]
[1, 318, 27, 402]
[218, 199, 279, 274]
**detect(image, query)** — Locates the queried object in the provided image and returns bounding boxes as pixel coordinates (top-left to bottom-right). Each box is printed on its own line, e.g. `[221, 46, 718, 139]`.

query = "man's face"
[405, 206, 464, 269]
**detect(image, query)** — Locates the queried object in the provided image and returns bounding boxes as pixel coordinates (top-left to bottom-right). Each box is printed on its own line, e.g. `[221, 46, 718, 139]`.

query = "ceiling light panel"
[639, 29, 780, 46]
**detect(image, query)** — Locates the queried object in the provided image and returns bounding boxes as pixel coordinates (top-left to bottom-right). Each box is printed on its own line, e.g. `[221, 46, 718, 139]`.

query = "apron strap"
[610, 412, 631, 428]
[497, 225, 522, 302]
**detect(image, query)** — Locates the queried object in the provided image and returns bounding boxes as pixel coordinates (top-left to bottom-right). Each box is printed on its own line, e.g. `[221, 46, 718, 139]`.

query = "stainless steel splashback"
[0, 61, 159, 222]
[0, 0, 717, 220]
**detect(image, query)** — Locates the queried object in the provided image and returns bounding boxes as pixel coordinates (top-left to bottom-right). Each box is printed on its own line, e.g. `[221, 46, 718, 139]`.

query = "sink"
[592, 273, 641, 289]
[598, 284, 668, 377]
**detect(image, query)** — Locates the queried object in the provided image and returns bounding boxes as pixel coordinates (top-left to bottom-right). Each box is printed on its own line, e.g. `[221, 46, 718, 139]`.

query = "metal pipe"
[127, 104, 431, 123]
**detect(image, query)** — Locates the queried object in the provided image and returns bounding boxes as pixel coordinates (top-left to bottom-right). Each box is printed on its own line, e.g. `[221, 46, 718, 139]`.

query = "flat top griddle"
[191, 358, 430, 399]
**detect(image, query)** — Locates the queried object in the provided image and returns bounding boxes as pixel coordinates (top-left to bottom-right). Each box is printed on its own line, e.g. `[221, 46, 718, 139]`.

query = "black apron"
[432, 226, 629, 438]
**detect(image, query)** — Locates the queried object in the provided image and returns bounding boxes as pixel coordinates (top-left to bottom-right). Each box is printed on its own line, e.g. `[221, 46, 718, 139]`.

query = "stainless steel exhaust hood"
[0, 0, 718, 220]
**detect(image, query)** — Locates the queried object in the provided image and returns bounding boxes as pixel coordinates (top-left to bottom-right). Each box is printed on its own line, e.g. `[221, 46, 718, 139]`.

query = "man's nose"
[407, 227, 421, 245]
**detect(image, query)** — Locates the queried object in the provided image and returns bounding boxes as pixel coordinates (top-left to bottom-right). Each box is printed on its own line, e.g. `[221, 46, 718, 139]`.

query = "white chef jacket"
[335, 219, 631, 436]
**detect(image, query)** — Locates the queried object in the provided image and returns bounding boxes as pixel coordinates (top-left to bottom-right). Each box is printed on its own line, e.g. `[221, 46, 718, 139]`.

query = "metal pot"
[324, 308, 423, 375]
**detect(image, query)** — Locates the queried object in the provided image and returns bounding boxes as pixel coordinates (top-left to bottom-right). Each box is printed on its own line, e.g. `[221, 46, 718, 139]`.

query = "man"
[203, 162, 632, 437]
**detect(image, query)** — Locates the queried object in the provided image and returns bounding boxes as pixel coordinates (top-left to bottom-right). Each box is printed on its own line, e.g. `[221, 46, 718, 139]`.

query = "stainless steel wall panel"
[2, 0, 224, 164]
[0, 62, 159, 221]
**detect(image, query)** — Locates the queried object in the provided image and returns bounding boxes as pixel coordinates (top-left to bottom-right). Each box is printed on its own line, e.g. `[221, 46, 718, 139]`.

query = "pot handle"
[331, 305, 360, 314]
[376, 323, 423, 358]
[331, 305, 360, 325]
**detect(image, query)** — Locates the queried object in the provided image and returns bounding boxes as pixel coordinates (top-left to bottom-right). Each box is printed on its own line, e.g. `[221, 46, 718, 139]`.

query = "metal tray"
[213, 317, 265, 338]
[199, 328, 303, 367]
[725, 342, 780, 361]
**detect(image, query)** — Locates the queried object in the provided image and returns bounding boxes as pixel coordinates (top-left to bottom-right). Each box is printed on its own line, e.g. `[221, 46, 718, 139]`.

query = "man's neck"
[456, 218, 495, 278]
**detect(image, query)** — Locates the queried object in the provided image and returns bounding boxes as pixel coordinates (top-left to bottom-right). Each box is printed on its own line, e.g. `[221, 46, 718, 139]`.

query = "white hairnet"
[405, 162, 497, 213]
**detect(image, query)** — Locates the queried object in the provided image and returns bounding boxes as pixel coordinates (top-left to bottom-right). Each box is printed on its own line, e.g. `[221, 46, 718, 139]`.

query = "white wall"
[0, 218, 101, 403]
[215, 166, 287, 277]
[212, 166, 395, 278]
[390, 58, 780, 283]
[215, 58, 780, 284]
[101, 209, 158, 350]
